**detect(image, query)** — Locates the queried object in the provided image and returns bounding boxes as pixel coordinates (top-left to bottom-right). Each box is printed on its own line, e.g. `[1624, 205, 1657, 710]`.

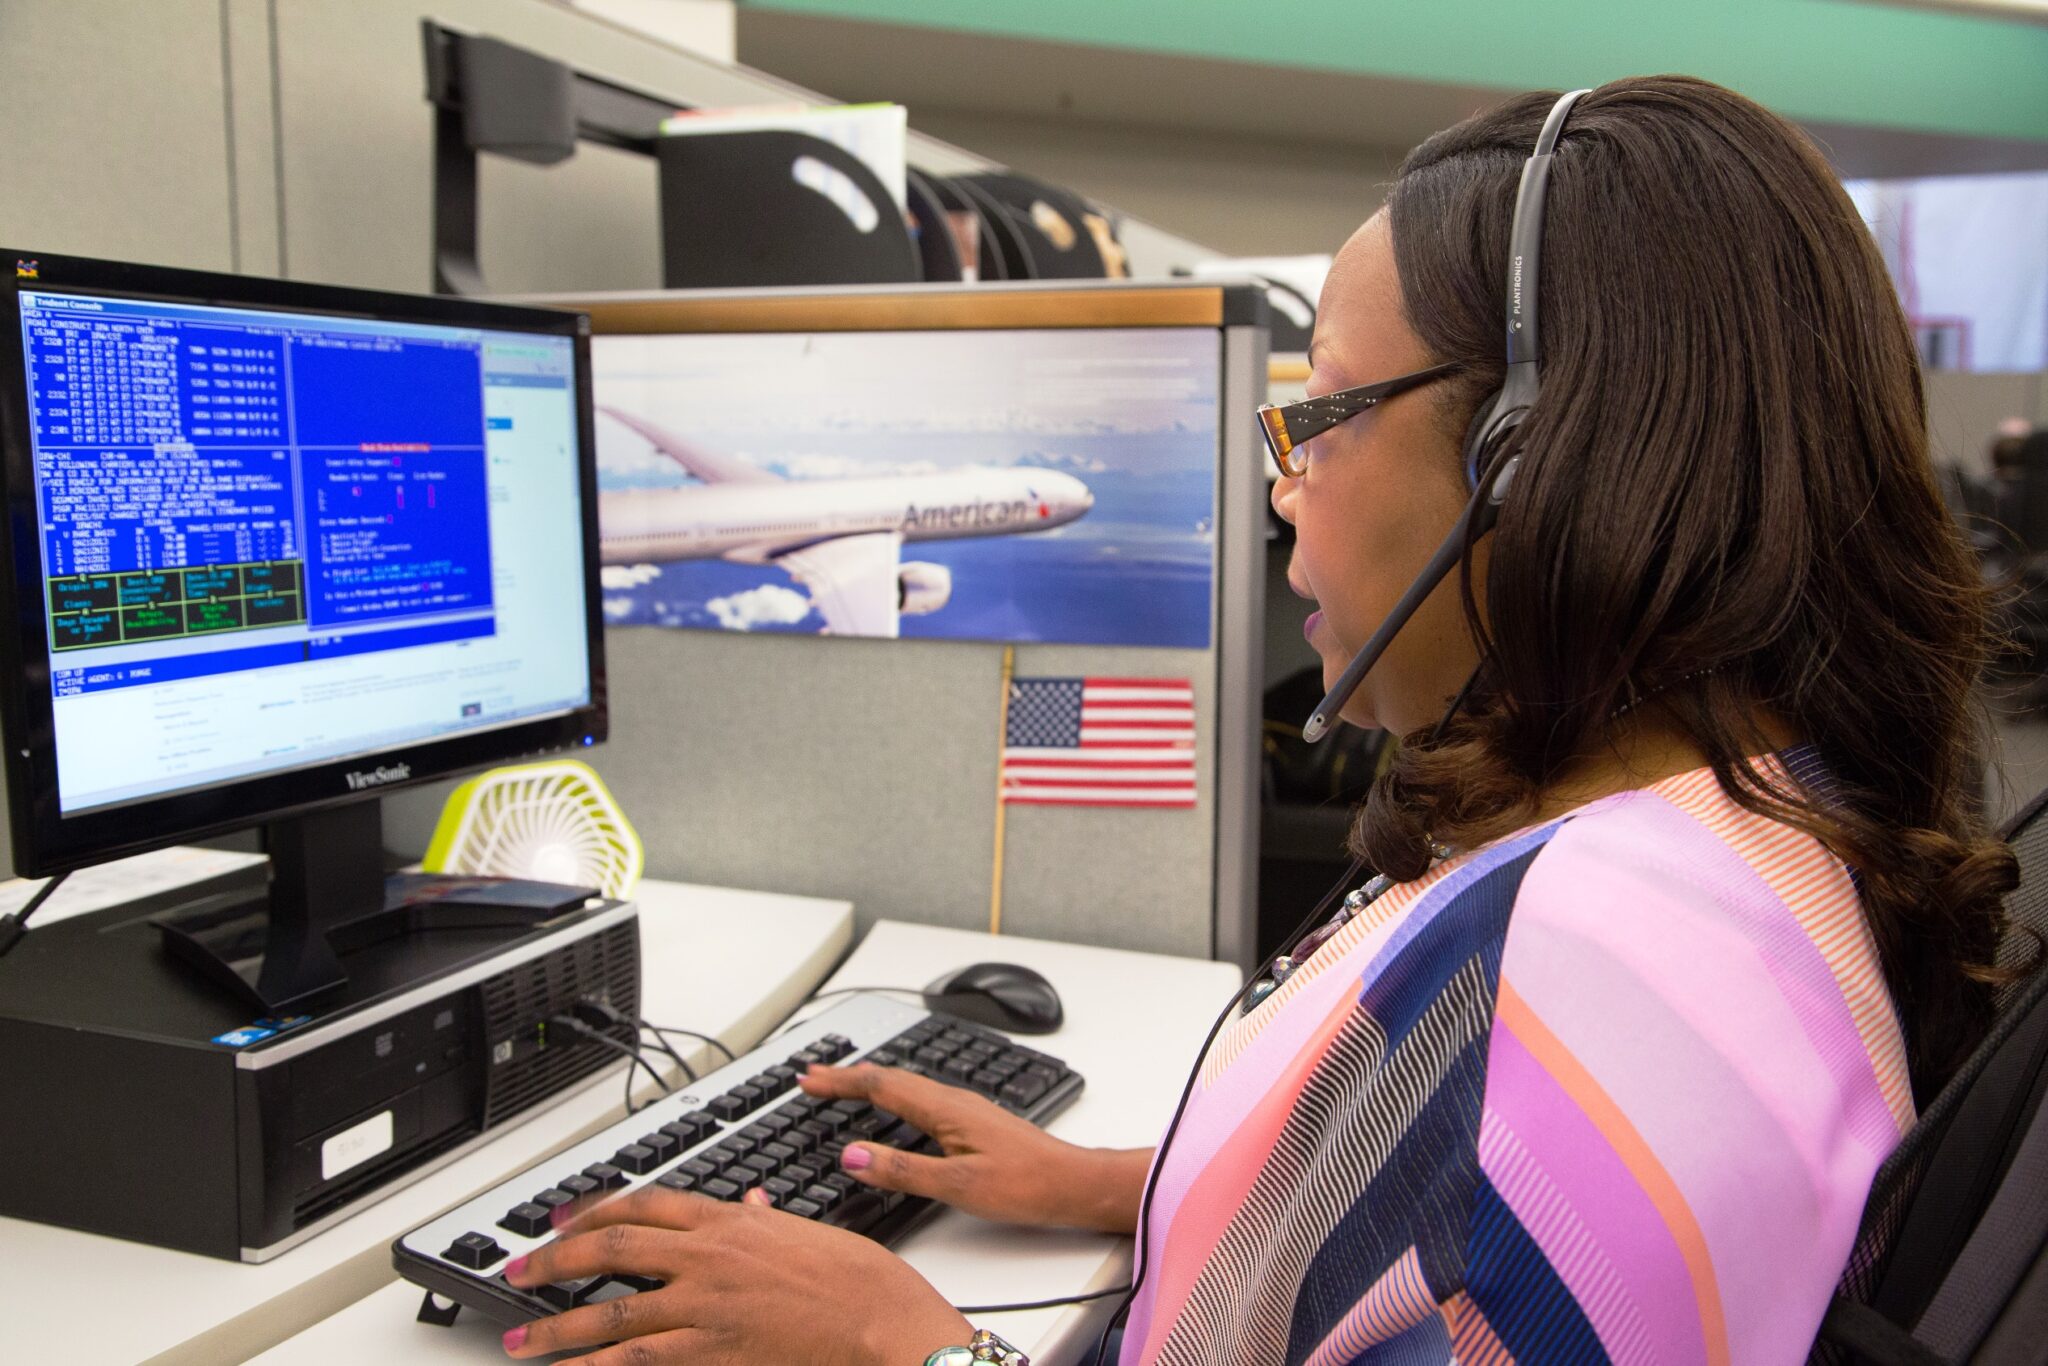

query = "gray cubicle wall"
[0, 0, 1251, 961]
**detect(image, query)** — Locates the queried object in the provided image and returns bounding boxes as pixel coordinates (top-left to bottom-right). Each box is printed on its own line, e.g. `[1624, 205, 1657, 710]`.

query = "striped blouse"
[1121, 756, 1910, 1365]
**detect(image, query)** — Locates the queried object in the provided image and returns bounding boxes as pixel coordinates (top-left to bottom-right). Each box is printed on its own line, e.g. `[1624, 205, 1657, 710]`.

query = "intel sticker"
[213, 1026, 276, 1048]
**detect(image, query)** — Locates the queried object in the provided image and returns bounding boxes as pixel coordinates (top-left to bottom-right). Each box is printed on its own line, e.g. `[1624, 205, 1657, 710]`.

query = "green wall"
[747, 0, 2048, 143]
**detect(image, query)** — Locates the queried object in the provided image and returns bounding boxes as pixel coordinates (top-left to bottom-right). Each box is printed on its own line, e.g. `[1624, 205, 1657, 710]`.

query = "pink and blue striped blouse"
[1122, 755, 1909, 1365]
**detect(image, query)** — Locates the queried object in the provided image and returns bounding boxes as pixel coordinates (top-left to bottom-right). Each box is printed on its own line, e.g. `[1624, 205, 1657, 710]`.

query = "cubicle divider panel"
[386, 283, 1267, 962]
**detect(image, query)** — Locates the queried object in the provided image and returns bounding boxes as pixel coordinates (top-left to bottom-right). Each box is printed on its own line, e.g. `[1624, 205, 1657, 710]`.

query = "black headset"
[1301, 88, 1592, 744]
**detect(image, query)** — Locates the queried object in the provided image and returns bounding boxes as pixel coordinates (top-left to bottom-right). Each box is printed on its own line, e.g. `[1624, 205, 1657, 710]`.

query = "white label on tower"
[321, 1110, 394, 1181]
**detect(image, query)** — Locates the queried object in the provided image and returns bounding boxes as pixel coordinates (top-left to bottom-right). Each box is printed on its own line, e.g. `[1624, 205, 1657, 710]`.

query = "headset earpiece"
[1461, 389, 1504, 490]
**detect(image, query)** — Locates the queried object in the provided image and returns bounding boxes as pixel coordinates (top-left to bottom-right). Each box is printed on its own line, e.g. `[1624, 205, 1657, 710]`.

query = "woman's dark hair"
[1363, 74, 2018, 1097]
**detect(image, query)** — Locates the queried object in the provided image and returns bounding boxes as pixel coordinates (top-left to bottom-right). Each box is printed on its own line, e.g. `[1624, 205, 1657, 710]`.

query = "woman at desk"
[492, 75, 2019, 1366]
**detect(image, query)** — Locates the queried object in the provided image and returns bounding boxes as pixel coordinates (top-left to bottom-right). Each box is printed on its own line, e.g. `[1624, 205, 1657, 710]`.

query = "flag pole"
[990, 645, 1015, 936]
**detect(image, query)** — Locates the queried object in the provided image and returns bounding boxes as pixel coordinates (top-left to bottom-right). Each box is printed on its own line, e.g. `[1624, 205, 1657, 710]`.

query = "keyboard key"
[788, 1048, 827, 1069]
[707, 1094, 748, 1121]
[866, 1048, 901, 1067]
[765, 1063, 801, 1088]
[612, 1143, 660, 1175]
[557, 1174, 601, 1198]
[756, 1111, 796, 1137]
[656, 1170, 699, 1193]
[913, 1046, 948, 1067]
[783, 1162, 819, 1187]
[535, 1276, 606, 1310]
[965, 1039, 1002, 1058]
[445, 1231, 507, 1269]
[815, 1109, 852, 1134]
[819, 1033, 854, 1061]
[785, 1197, 823, 1219]
[498, 1203, 553, 1238]
[738, 1153, 780, 1179]
[533, 1188, 577, 1211]
[724, 1133, 761, 1160]
[677, 1157, 719, 1182]
[663, 1111, 719, 1144]
[728, 1083, 765, 1111]
[970, 1069, 1005, 1096]
[940, 1056, 977, 1084]
[701, 1177, 741, 1201]
[639, 1132, 680, 1163]
[802, 1183, 843, 1213]
[762, 1140, 799, 1164]
[583, 1163, 628, 1190]
[749, 1071, 789, 1099]
[762, 1176, 799, 1201]
[1000, 1074, 1051, 1108]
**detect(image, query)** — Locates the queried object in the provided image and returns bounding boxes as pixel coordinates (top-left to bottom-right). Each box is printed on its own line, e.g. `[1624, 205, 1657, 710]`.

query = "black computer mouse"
[922, 962, 1064, 1035]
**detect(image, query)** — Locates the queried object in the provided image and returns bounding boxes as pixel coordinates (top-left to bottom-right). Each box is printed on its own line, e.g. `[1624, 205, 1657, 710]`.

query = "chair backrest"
[1815, 786, 2048, 1363]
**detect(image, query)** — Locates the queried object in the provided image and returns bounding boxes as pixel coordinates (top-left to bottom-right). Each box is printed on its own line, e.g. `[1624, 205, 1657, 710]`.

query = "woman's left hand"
[499, 1186, 972, 1365]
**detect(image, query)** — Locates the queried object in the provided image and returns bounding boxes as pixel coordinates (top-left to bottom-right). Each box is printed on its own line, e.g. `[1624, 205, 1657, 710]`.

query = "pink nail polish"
[504, 1254, 528, 1280]
[502, 1325, 527, 1352]
[840, 1145, 871, 1172]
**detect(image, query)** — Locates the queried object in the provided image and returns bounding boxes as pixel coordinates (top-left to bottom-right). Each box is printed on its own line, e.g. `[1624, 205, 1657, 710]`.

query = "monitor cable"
[0, 871, 71, 962]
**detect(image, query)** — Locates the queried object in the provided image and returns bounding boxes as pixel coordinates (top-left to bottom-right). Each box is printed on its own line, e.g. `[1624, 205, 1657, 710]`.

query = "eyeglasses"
[1257, 362, 1462, 478]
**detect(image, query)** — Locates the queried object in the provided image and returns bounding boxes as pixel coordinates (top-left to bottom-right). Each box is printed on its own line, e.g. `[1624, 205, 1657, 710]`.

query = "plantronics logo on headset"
[1511, 254, 1525, 318]
[344, 762, 411, 792]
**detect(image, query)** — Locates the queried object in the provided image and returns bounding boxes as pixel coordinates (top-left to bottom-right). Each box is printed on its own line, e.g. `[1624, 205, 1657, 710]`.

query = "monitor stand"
[154, 799, 597, 1014]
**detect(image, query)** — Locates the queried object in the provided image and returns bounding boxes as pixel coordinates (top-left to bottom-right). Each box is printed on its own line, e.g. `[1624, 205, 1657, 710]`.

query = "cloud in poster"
[593, 329, 1219, 448]
[706, 584, 813, 631]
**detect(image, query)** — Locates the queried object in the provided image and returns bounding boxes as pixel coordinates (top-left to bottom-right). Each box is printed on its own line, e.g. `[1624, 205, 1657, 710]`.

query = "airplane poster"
[589, 326, 1220, 649]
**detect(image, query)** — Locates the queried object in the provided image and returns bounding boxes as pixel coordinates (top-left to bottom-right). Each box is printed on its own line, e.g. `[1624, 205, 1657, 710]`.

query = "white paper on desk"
[1, 845, 266, 926]
[660, 103, 909, 213]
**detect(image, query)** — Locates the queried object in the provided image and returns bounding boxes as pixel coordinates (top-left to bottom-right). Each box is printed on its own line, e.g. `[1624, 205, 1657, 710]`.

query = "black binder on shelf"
[654, 129, 918, 288]
[957, 172, 1115, 280]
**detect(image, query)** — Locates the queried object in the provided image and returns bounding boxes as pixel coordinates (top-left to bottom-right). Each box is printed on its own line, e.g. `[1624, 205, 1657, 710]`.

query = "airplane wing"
[598, 406, 781, 485]
[773, 532, 903, 638]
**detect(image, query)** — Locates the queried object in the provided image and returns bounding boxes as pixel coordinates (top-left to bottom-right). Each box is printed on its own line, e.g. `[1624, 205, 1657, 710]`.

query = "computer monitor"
[0, 252, 606, 1008]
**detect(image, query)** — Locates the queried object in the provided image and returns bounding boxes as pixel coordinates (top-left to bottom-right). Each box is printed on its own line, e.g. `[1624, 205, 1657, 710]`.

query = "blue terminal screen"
[16, 289, 591, 813]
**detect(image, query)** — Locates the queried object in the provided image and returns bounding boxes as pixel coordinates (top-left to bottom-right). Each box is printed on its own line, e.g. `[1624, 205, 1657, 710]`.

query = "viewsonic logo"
[344, 763, 411, 792]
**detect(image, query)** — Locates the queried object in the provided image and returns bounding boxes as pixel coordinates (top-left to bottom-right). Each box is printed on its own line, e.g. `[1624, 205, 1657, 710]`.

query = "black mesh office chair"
[1814, 788, 2048, 1363]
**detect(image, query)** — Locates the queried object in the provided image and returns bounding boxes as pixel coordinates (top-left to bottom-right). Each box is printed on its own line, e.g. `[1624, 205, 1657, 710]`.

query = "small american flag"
[1001, 676, 1196, 808]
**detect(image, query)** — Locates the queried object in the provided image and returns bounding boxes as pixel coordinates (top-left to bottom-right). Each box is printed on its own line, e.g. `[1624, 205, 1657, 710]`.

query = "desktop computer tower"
[0, 871, 641, 1261]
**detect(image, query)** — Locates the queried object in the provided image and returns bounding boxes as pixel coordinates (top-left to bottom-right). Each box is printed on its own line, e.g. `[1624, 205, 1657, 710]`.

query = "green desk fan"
[422, 759, 643, 898]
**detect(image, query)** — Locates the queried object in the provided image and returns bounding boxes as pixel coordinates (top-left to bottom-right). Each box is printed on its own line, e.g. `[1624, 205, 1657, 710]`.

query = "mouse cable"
[550, 1013, 671, 1114]
[638, 1019, 736, 1066]
[0, 871, 71, 961]
[955, 1285, 1129, 1315]
[767, 986, 924, 1042]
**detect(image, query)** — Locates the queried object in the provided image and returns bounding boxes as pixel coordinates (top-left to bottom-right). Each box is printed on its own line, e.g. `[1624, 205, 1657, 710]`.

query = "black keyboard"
[392, 992, 1083, 1327]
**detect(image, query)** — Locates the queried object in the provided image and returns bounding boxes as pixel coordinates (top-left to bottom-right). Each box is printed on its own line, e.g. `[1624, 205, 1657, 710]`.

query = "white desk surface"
[0, 879, 853, 1366]
[253, 919, 1244, 1366]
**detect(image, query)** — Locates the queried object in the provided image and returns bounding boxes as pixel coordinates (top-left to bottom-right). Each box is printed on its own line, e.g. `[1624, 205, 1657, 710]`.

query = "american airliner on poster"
[590, 327, 1219, 648]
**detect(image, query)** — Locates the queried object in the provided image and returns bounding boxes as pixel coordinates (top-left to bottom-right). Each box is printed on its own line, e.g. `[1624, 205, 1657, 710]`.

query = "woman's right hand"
[799, 1062, 1151, 1234]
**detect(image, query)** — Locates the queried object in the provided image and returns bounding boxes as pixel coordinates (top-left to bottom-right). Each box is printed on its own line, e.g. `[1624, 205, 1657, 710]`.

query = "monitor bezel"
[0, 250, 609, 875]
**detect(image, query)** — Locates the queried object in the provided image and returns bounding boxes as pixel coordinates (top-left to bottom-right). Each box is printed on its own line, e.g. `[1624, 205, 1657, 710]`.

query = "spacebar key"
[824, 1190, 888, 1234]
